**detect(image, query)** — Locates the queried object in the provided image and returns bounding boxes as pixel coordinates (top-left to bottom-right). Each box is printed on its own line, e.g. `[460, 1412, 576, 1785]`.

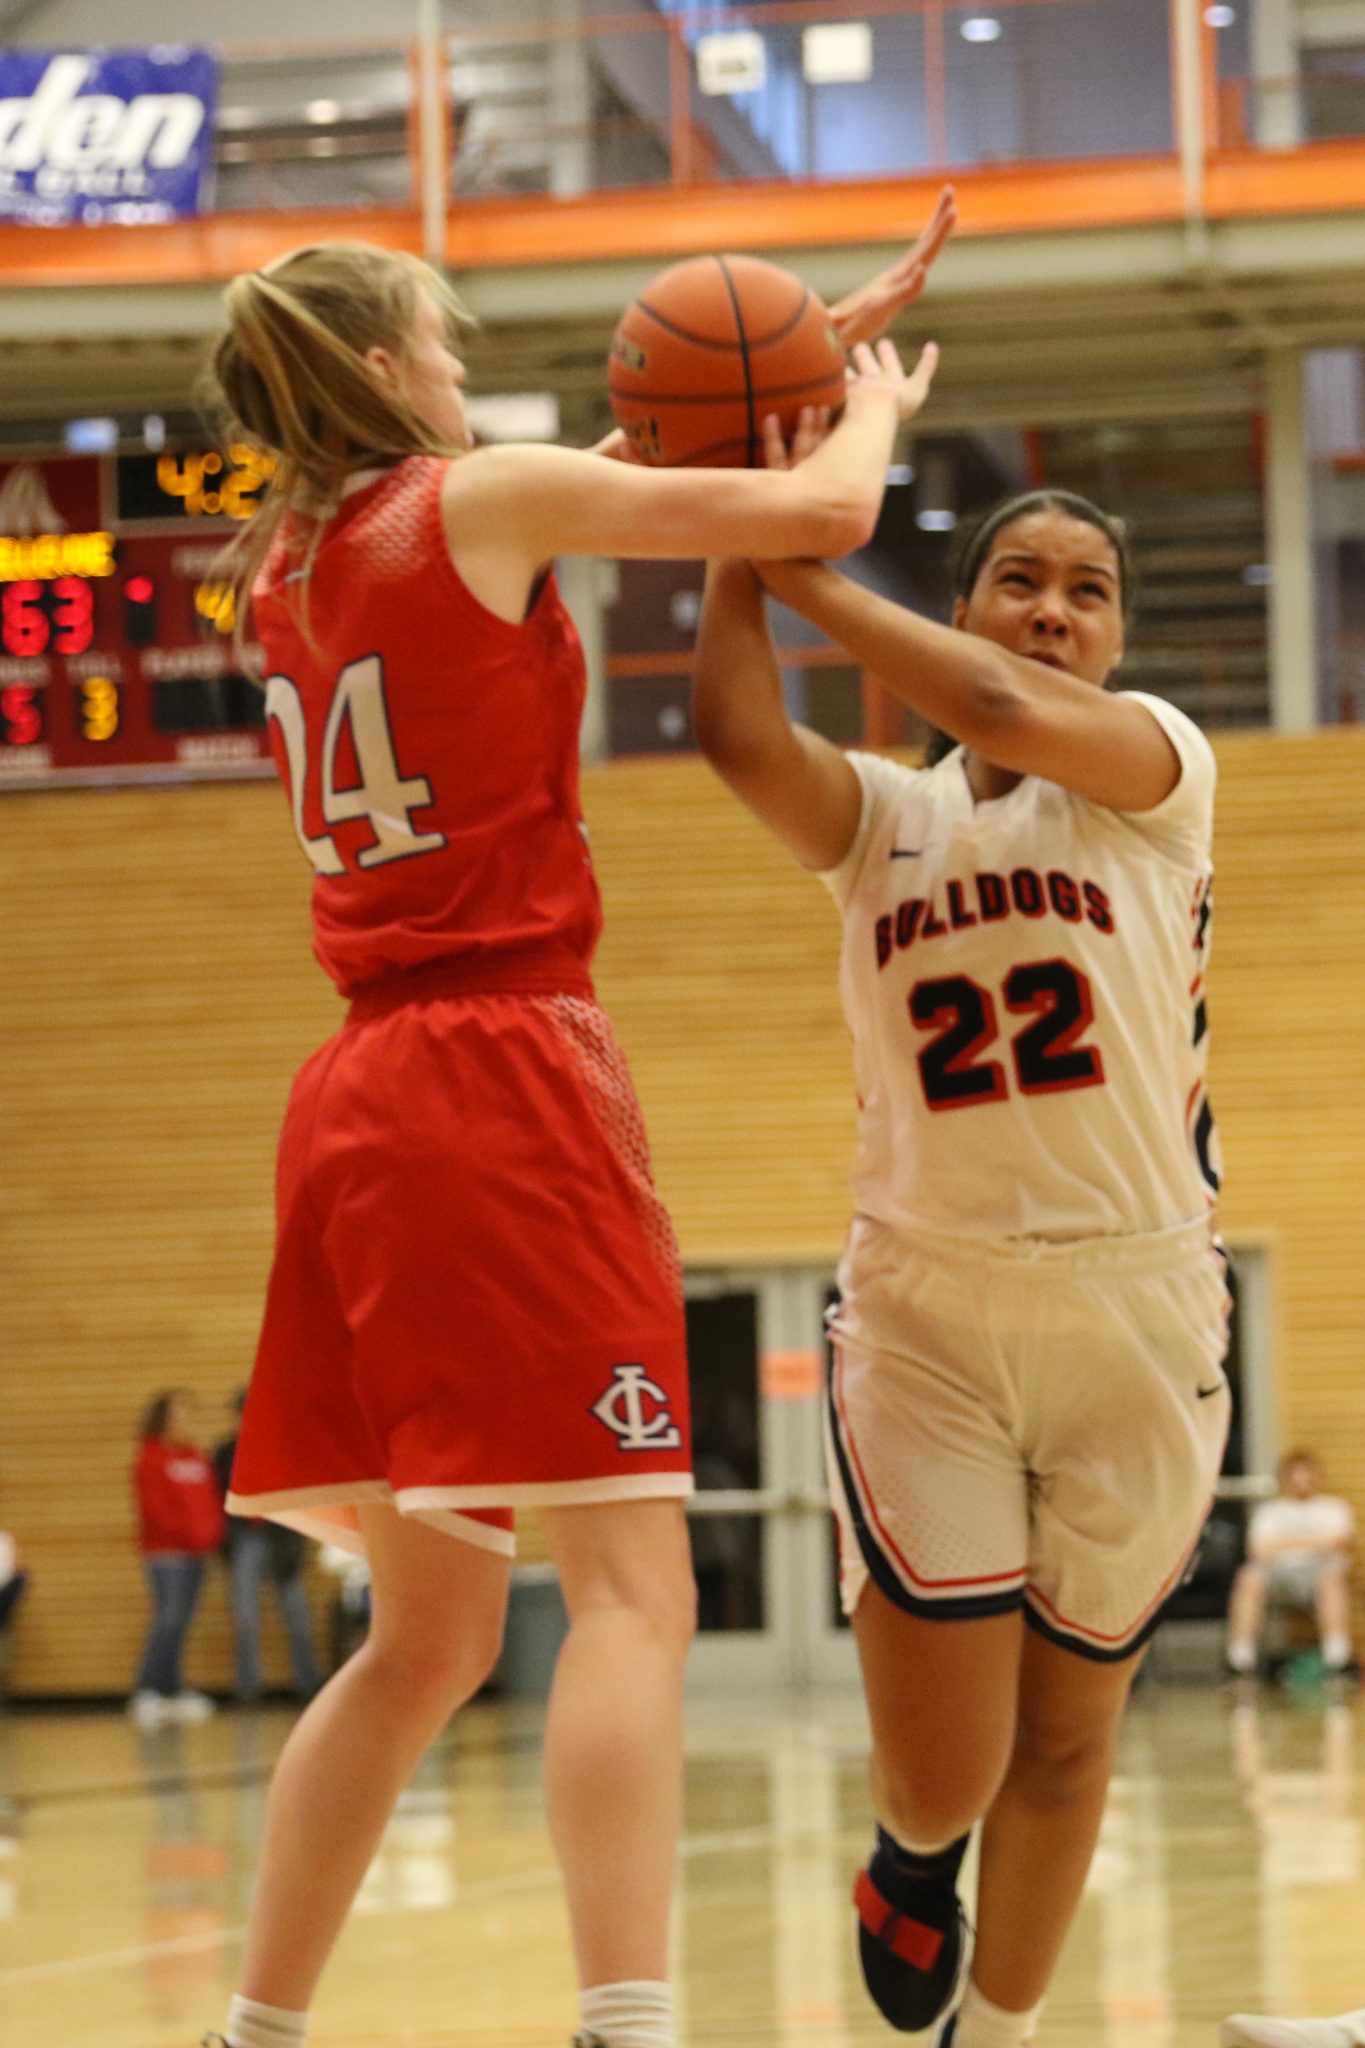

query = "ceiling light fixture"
[960, 17, 1003, 44]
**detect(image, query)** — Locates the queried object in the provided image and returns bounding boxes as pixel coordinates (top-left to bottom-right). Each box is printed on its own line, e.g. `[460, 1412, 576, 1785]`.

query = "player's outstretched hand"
[829, 186, 957, 348]
[760, 405, 832, 472]
[847, 338, 940, 425]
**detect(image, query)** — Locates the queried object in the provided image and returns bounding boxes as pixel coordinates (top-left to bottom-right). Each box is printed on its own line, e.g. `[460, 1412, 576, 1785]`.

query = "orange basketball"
[608, 254, 847, 468]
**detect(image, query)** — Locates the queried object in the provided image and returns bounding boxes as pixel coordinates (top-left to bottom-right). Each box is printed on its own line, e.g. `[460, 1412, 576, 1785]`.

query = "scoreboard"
[0, 445, 278, 789]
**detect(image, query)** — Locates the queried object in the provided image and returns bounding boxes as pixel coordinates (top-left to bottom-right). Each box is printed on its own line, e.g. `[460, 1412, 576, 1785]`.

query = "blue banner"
[0, 48, 218, 226]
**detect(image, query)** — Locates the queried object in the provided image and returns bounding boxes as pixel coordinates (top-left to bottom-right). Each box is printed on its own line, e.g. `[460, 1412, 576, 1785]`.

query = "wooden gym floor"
[0, 1680, 1362, 2048]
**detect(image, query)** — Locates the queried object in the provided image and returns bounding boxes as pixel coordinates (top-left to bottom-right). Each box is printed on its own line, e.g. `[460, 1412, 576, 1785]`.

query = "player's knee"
[1010, 1705, 1116, 1801]
[561, 1536, 698, 1657]
[624, 1559, 698, 1659]
[873, 1753, 992, 1846]
[364, 1616, 503, 1713]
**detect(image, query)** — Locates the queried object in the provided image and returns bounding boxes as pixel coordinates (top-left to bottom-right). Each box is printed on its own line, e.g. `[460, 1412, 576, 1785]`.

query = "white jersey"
[1250, 1493, 1354, 1567]
[820, 692, 1218, 1241]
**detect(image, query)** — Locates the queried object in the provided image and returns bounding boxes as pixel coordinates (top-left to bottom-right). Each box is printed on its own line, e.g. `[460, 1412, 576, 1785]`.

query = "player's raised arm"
[693, 556, 862, 873]
[753, 550, 1181, 814]
[441, 340, 939, 575]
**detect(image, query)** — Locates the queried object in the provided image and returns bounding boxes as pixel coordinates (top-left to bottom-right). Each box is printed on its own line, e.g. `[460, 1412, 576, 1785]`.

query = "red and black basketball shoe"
[853, 1827, 971, 2032]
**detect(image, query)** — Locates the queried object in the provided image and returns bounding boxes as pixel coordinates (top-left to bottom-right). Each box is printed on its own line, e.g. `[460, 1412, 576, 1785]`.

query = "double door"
[682, 1241, 1271, 1687]
[683, 1267, 856, 1689]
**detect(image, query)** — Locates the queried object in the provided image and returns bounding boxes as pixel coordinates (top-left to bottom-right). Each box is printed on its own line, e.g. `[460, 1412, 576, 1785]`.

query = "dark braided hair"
[923, 489, 1135, 766]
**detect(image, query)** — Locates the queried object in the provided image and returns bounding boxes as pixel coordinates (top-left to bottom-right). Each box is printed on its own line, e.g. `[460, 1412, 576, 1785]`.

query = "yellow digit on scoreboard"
[194, 581, 236, 634]
[80, 676, 120, 743]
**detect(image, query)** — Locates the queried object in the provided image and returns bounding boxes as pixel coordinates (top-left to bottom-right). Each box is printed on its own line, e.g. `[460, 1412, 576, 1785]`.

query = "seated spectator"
[1226, 1449, 1356, 1677]
[0, 1525, 25, 1631]
[0, 1519, 27, 1692]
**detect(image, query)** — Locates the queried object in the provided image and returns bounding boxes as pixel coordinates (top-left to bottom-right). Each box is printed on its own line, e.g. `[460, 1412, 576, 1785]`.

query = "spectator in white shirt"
[0, 1522, 27, 1693]
[1226, 1449, 1355, 1676]
[0, 1526, 25, 1621]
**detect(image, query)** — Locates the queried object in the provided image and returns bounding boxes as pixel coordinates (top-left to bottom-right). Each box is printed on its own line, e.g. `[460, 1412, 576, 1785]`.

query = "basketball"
[608, 253, 847, 468]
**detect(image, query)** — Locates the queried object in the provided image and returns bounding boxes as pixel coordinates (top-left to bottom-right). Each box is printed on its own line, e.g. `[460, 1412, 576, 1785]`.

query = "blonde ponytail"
[204, 243, 472, 655]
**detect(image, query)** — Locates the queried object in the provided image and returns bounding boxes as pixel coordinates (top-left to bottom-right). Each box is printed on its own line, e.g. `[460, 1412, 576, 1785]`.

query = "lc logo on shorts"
[591, 1364, 682, 1451]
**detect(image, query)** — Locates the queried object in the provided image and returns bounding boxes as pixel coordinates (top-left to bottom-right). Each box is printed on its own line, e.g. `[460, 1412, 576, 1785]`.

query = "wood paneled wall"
[2, 730, 1363, 1694]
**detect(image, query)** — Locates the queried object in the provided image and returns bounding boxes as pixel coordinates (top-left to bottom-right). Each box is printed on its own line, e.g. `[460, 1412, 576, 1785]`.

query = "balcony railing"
[186, 1, 1365, 221]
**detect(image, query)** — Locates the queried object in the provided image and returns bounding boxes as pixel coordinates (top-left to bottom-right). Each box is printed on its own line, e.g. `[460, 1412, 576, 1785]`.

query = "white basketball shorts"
[826, 1212, 1232, 1661]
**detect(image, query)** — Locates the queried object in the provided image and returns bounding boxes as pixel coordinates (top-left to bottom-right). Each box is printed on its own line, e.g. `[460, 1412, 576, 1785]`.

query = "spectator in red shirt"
[130, 1388, 226, 1730]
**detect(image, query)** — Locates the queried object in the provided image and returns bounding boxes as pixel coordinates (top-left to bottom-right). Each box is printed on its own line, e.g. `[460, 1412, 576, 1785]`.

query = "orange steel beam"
[446, 159, 1186, 270]
[1202, 6, 1221, 152]
[441, 160, 1189, 270]
[1021, 427, 1048, 488]
[0, 207, 425, 286]
[406, 42, 424, 212]
[668, 22, 694, 188]
[405, 36, 456, 213]
[1205, 141, 1365, 214]
[6, 146, 1365, 288]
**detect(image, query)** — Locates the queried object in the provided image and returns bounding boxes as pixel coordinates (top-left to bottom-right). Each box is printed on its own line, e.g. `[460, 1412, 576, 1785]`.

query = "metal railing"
[201, 1, 1365, 220]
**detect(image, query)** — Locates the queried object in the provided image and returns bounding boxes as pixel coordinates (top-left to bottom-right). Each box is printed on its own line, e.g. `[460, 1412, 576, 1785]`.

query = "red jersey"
[253, 456, 602, 998]
[133, 1438, 226, 1556]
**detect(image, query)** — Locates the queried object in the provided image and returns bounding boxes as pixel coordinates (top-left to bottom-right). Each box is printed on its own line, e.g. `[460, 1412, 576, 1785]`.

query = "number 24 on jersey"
[266, 654, 446, 873]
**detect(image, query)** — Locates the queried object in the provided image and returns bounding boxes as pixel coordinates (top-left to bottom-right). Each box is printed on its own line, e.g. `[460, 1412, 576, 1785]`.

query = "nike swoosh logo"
[1195, 1383, 1224, 1399]
[889, 847, 925, 860]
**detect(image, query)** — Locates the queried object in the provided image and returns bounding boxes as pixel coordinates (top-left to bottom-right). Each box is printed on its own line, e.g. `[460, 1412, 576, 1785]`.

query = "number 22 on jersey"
[911, 959, 1105, 1111]
[266, 654, 446, 874]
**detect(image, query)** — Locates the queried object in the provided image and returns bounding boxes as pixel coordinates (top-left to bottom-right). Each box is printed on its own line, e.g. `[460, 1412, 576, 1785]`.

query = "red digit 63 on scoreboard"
[1, 576, 94, 658]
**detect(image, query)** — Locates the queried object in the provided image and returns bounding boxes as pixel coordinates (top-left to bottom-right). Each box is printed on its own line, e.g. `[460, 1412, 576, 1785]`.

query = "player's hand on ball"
[587, 427, 641, 462]
[761, 405, 832, 471]
[847, 338, 940, 424]
[830, 185, 957, 348]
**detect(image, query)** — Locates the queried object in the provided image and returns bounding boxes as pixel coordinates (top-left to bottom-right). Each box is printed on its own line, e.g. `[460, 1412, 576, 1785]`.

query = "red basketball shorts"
[227, 989, 692, 1558]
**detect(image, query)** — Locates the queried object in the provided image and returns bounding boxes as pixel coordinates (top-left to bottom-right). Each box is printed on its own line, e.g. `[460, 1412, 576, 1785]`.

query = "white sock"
[224, 1994, 309, 2048]
[578, 1979, 675, 2048]
[953, 1981, 1045, 2048]
[1226, 1643, 1257, 1673]
[1322, 1634, 1352, 1668]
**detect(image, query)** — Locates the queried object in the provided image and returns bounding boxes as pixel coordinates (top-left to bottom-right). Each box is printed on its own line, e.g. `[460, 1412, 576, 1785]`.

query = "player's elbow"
[812, 492, 880, 559]
[823, 499, 880, 558]
[774, 480, 880, 560]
